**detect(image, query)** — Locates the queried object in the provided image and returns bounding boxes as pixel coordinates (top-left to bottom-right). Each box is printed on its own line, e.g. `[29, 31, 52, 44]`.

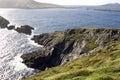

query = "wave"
[0, 29, 40, 80]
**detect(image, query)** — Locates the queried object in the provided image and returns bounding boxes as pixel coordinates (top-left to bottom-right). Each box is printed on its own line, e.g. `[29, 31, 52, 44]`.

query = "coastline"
[24, 28, 120, 80]
[1, 16, 120, 80]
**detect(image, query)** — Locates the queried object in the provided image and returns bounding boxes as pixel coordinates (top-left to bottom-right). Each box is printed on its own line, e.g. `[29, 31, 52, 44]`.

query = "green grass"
[25, 41, 120, 80]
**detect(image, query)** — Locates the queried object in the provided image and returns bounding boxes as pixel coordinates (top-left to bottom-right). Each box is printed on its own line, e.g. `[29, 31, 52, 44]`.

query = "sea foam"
[0, 29, 41, 80]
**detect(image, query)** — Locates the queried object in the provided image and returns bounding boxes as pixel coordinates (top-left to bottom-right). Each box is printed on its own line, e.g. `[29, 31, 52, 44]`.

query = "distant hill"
[0, 0, 62, 9]
[94, 3, 120, 12]
[103, 3, 120, 7]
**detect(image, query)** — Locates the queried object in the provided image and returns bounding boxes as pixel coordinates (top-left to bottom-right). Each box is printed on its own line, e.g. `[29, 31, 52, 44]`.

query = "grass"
[25, 41, 120, 80]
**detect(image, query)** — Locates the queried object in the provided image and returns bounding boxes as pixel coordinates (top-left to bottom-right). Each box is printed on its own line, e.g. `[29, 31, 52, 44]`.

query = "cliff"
[0, 0, 62, 9]
[22, 28, 120, 80]
[0, 16, 9, 28]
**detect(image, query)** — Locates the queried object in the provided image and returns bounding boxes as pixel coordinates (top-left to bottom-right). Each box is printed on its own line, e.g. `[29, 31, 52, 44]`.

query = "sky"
[34, 0, 120, 5]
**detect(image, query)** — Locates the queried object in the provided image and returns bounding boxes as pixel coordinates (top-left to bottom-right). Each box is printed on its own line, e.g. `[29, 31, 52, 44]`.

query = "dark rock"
[31, 31, 64, 46]
[32, 33, 52, 46]
[21, 47, 54, 70]
[0, 16, 9, 28]
[15, 25, 34, 35]
[7, 25, 15, 30]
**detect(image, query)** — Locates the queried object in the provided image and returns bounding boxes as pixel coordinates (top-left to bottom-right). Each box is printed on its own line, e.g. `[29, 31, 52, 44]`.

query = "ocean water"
[0, 8, 120, 34]
[0, 8, 120, 80]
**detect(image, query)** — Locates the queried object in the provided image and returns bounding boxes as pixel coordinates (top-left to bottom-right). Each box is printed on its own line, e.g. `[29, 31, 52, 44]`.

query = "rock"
[21, 28, 120, 70]
[0, 16, 35, 36]
[7, 25, 15, 30]
[15, 25, 34, 35]
[31, 31, 64, 46]
[21, 47, 54, 70]
[0, 16, 10, 28]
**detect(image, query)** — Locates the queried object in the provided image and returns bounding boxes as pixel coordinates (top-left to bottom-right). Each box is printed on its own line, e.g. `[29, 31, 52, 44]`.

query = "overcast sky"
[34, 0, 120, 5]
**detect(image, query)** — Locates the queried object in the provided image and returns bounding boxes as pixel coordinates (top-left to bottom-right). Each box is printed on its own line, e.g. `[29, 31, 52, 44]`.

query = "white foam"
[28, 32, 43, 47]
[11, 54, 31, 71]
[0, 29, 40, 80]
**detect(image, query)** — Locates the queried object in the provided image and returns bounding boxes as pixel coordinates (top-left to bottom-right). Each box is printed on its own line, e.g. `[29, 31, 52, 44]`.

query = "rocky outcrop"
[0, 16, 34, 35]
[15, 25, 34, 35]
[21, 28, 120, 70]
[21, 47, 54, 70]
[0, 16, 10, 28]
[7, 25, 15, 30]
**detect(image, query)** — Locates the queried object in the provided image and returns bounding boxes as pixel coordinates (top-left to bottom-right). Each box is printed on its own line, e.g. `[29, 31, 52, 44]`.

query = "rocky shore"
[21, 27, 120, 71]
[0, 16, 34, 35]
[23, 28, 120, 80]
[25, 28, 120, 80]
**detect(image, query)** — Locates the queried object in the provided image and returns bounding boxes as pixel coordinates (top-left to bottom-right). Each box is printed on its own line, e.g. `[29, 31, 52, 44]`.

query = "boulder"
[0, 16, 10, 28]
[7, 25, 15, 30]
[21, 47, 54, 70]
[15, 25, 34, 35]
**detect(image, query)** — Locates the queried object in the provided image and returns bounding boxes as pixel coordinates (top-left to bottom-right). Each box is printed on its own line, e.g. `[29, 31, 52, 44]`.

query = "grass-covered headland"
[24, 28, 120, 80]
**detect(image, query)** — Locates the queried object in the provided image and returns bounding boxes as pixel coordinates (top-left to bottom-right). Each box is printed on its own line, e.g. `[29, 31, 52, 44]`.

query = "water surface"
[0, 8, 120, 34]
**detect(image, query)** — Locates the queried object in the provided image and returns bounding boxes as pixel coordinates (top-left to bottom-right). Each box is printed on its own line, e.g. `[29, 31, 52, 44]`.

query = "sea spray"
[0, 29, 41, 80]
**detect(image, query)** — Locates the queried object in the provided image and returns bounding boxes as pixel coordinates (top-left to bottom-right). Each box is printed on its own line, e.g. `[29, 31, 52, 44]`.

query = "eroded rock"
[21, 47, 54, 70]
[21, 28, 120, 70]
[15, 25, 34, 35]
[7, 25, 15, 30]
[0, 16, 10, 28]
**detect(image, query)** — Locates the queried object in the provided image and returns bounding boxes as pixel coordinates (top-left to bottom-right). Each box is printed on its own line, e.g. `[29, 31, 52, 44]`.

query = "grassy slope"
[25, 29, 120, 80]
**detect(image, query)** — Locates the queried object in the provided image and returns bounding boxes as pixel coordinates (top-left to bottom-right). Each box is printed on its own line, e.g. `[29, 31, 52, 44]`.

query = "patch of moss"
[95, 76, 115, 80]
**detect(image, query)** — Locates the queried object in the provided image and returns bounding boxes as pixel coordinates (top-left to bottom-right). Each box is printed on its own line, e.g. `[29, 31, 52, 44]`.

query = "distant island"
[95, 3, 120, 12]
[0, 0, 63, 9]
[103, 3, 120, 7]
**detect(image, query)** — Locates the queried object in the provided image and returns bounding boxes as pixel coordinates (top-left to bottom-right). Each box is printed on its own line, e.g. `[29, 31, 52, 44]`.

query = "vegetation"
[24, 28, 120, 80]
[25, 41, 120, 80]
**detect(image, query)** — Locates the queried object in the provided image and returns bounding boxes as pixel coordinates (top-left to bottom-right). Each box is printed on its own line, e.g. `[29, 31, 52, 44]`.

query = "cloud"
[34, 0, 120, 5]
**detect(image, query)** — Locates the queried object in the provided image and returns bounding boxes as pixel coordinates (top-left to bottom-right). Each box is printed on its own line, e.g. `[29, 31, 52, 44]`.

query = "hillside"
[0, 0, 62, 9]
[103, 3, 120, 7]
[95, 3, 120, 12]
[22, 28, 120, 80]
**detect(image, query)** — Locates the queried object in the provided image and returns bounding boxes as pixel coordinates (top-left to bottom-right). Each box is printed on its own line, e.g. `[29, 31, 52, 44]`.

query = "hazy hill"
[95, 3, 120, 12]
[103, 3, 120, 7]
[0, 0, 62, 9]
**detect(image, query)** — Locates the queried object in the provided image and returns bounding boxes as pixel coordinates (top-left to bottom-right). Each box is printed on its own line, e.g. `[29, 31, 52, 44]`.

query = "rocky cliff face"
[0, 16, 9, 28]
[21, 28, 120, 70]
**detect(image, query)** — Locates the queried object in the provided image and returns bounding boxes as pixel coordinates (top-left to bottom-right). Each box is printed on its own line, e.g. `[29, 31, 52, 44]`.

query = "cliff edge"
[21, 28, 120, 80]
[22, 28, 120, 69]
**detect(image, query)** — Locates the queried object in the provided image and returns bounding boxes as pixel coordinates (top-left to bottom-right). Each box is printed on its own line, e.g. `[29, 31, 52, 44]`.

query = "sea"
[0, 8, 120, 80]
